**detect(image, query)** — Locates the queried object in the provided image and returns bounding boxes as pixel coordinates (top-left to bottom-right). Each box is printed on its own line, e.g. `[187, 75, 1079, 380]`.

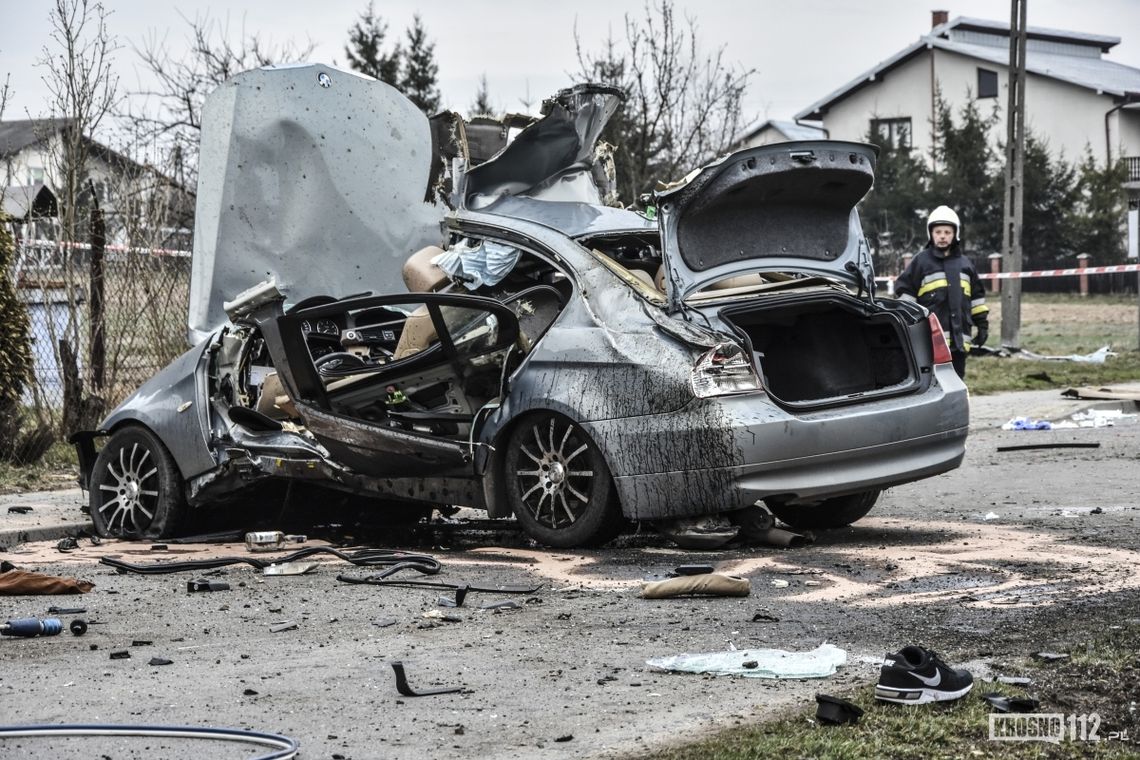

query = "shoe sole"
[874, 682, 973, 704]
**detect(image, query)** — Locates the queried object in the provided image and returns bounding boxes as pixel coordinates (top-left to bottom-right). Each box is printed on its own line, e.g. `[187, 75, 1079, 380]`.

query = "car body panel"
[189, 63, 446, 341]
[656, 141, 878, 308]
[99, 341, 217, 479]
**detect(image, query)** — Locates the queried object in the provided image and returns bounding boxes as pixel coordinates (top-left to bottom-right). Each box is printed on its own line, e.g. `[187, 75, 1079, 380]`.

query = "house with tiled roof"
[795, 11, 1140, 181]
[732, 118, 828, 150]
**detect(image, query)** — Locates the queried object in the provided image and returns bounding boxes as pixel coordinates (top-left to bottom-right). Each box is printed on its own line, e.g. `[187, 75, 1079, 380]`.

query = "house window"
[870, 117, 912, 150]
[28, 167, 45, 185]
[978, 68, 998, 99]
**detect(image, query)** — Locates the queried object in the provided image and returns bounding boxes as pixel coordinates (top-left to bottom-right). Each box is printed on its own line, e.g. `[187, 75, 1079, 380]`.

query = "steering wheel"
[314, 351, 368, 375]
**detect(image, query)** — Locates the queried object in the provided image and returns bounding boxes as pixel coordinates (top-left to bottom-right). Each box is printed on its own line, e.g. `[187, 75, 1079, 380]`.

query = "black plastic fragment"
[981, 692, 1040, 713]
[149, 657, 174, 667]
[7, 506, 32, 514]
[392, 661, 464, 697]
[187, 579, 230, 592]
[816, 694, 864, 725]
[69, 620, 88, 636]
[48, 606, 86, 615]
[109, 650, 130, 660]
[997, 443, 1100, 452]
[673, 565, 714, 576]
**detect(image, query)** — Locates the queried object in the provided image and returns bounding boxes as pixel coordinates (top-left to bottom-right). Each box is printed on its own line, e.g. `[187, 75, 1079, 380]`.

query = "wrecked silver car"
[73, 63, 968, 547]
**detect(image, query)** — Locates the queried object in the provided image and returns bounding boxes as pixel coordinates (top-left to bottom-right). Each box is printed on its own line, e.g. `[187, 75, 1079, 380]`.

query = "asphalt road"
[1, 389, 1138, 759]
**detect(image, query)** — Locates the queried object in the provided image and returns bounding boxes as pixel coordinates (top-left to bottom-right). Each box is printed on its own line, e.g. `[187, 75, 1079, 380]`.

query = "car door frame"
[266, 292, 521, 478]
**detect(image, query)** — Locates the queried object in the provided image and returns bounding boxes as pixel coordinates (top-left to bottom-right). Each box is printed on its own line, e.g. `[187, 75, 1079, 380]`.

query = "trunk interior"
[719, 295, 919, 406]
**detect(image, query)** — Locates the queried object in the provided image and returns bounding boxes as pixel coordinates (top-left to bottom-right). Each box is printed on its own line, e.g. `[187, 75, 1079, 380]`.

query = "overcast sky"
[3, 0, 1140, 133]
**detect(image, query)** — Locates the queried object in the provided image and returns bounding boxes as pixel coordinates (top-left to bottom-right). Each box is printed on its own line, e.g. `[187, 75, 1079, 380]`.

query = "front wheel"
[766, 490, 880, 530]
[503, 413, 623, 548]
[89, 426, 186, 539]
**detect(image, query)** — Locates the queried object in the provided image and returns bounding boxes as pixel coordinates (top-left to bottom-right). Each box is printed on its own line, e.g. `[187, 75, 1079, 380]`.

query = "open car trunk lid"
[656, 141, 878, 312]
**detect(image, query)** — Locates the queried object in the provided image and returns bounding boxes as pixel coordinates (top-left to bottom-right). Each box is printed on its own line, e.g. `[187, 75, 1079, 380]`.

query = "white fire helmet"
[927, 205, 961, 242]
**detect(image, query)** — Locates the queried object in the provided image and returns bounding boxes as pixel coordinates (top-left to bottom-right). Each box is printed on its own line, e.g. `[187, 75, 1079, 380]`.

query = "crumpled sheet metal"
[0, 567, 94, 595]
[646, 643, 846, 679]
[640, 573, 750, 599]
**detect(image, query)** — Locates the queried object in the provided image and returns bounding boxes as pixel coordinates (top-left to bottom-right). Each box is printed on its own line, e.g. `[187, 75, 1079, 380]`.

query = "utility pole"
[1000, 0, 1028, 348]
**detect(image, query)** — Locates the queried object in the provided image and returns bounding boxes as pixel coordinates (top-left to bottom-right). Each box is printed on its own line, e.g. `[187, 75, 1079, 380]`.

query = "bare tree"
[575, 0, 752, 205]
[132, 12, 314, 187]
[34, 0, 120, 434]
[38, 0, 119, 243]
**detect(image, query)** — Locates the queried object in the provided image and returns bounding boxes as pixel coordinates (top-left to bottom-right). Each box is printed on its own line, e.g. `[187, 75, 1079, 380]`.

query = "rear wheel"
[89, 426, 186, 539]
[503, 413, 623, 548]
[766, 490, 880, 530]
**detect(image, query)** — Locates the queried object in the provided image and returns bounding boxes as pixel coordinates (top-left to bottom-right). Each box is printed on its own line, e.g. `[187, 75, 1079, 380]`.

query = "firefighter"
[894, 205, 989, 378]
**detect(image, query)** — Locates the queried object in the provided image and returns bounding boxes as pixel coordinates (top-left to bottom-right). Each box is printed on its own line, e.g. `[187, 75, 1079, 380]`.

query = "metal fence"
[15, 238, 192, 425]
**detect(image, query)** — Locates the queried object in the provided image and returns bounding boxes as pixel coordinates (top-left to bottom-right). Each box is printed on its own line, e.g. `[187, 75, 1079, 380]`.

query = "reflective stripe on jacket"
[894, 244, 989, 351]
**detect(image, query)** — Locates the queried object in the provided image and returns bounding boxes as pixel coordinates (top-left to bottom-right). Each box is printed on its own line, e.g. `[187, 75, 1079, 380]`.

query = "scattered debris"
[148, 657, 174, 667]
[640, 573, 750, 599]
[269, 621, 298, 633]
[263, 562, 318, 576]
[1, 617, 66, 638]
[422, 610, 461, 623]
[554, 735, 573, 743]
[150, 544, 168, 551]
[438, 586, 469, 608]
[109, 650, 130, 660]
[981, 692, 1040, 713]
[751, 611, 780, 623]
[1062, 386, 1140, 401]
[646, 643, 846, 679]
[245, 531, 307, 552]
[1090, 507, 1104, 515]
[69, 620, 87, 636]
[996, 676, 1033, 686]
[479, 600, 521, 611]
[1033, 652, 1070, 663]
[983, 512, 1000, 521]
[654, 515, 739, 549]
[0, 564, 94, 595]
[391, 661, 465, 697]
[996, 442, 1100, 452]
[56, 537, 80, 552]
[371, 618, 397, 628]
[6, 506, 32, 514]
[816, 694, 864, 725]
[771, 579, 790, 588]
[187, 579, 230, 593]
[1001, 417, 1052, 431]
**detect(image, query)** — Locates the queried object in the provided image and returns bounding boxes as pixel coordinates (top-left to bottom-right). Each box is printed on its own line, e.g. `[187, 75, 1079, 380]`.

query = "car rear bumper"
[584, 367, 969, 520]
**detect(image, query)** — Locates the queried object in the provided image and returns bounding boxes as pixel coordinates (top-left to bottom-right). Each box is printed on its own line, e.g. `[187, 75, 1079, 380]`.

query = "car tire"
[89, 425, 186, 539]
[503, 412, 623, 548]
[766, 490, 881, 530]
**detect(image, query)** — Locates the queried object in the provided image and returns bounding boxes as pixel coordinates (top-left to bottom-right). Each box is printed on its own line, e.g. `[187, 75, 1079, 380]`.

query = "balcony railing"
[1126, 155, 1140, 183]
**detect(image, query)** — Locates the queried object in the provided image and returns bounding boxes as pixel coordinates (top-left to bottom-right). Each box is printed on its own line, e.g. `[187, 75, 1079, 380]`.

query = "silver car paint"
[189, 63, 446, 341]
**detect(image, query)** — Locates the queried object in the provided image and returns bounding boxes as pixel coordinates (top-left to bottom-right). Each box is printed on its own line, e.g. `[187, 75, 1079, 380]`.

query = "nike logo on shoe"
[909, 670, 942, 687]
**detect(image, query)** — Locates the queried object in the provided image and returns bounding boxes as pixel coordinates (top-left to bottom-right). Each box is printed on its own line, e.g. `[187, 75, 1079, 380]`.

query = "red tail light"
[928, 314, 952, 365]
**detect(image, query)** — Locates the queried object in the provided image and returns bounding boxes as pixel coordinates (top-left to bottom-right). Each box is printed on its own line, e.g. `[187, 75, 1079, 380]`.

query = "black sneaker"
[874, 646, 974, 704]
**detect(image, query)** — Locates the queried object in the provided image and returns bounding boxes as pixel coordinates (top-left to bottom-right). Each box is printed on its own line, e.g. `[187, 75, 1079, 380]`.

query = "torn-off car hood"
[188, 63, 445, 342]
[460, 83, 624, 210]
[656, 141, 878, 310]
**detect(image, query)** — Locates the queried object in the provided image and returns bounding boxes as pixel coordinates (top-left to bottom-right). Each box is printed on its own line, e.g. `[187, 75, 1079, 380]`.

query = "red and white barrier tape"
[979, 263, 1140, 280]
[16, 237, 191, 257]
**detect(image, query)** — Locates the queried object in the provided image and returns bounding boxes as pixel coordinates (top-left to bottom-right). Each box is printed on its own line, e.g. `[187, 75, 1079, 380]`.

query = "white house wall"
[817, 53, 934, 152]
[817, 47, 1137, 167]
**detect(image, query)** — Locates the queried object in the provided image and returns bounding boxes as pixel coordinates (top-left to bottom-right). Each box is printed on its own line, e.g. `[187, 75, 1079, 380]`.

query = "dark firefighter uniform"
[894, 207, 989, 378]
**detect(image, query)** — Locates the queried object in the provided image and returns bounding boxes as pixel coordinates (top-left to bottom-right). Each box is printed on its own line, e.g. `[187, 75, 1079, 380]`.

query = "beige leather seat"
[256, 372, 300, 419]
[403, 245, 449, 292]
[653, 266, 764, 291]
[393, 245, 449, 359]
